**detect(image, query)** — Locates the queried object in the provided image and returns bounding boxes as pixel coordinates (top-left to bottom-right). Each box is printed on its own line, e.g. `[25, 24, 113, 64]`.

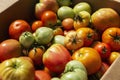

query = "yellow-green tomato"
[0, 57, 35, 80]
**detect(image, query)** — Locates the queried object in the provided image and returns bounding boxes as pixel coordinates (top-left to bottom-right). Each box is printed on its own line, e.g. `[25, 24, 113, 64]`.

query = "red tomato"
[102, 27, 120, 51]
[31, 20, 43, 32]
[9, 20, 31, 40]
[0, 39, 21, 62]
[62, 18, 74, 30]
[94, 42, 111, 61]
[35, 70, 51, 80]
[41, 10, 57, 27]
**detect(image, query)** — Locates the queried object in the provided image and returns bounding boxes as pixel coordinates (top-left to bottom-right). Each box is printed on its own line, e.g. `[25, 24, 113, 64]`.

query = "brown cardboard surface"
[100, 56, 120, 80]
[0, 0, 39, 42]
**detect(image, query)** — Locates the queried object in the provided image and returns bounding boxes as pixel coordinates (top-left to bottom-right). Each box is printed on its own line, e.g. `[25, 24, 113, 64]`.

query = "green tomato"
[52, 35, 65, 46]
[61, 69, 88, 80]
[19, 31, 35, 48]
[73, 2, 92, 15]
[35, 27, 54, 45]
[63, 60, 87, 73]
[0, 57, 35, 80]
[57, 6, 75, 20]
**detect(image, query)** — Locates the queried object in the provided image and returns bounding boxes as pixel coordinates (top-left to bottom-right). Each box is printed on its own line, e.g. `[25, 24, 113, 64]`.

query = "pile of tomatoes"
[0, 0, 120, 80]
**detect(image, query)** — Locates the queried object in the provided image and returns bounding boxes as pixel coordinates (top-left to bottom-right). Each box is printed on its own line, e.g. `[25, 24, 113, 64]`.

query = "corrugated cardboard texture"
[100, 56, 120, 80]
[0, 0, 39, 42]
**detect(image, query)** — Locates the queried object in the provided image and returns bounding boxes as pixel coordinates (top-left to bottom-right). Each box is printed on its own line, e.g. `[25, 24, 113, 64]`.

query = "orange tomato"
[102, 27, 120, 51]
[53, 27, 64, 36]
[28, 47, 45, 66]
[62, 18, 74, 30]
[76, 27, 96, 47]
[108, 51, 120, 65]
[31, 20, 43, 32]
[72, 47, 102, 75]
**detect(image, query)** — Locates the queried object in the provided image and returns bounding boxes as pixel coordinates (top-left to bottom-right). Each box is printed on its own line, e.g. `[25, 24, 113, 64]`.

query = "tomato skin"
[62, 18, 74, 30]
[108, 51, 120, 65]
[76, 27, 96, 47]
[28, 47, 45, 66]
[94, 42, 111, 61]
[72, 47, 102, 75]
[41, 10, 57, 27]
[31, 20, 43, 32]
[0, 39, 21, 62]
[9, 20, 31, 40]
[35, 70, 51, 80]
[102, 27, 120, 51]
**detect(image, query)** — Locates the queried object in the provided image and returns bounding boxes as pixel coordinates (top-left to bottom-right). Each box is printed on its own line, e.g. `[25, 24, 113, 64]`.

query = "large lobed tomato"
[9, 20, 32, 40]
[0, 39, 22, 62]
[102, 27, 120, 51]
[0, 57, 35, 80]
[43, 44, 71, 73]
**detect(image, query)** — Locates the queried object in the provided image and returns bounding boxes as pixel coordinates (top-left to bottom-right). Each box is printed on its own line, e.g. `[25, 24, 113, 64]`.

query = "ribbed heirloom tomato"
[102, 27, 120, 51]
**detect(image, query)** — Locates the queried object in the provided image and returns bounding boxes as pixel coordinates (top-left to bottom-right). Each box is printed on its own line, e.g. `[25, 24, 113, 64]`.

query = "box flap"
[100, 56, 120, 80]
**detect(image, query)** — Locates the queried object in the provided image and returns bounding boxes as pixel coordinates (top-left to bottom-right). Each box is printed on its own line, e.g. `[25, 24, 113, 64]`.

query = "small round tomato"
[108, 51, 120, 65]
[28, 47, 45, 66]
[53, 27, 64, 36]
[41, 10, 57, 27]
[94, 42, 111, 61]
[102, 27, 120, 51]
[9, 20, 31, 40]
[31, 20, 43, 32]
[62, 18, 74, 30]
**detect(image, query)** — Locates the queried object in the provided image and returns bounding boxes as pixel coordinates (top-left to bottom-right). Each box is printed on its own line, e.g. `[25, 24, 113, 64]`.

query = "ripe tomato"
[9, 20, 31, 40]
[76, 27, 96, 47]
[31, 20, 43, 32]
[64, 30, 84, 50]
[62, 18, 74, 30]
[94, 42, 111, 61]
[53, 27, 64, 36]
[102, 27, 120, 51]
[108, 51, 120, 65]
[41, 10, 57, 27]
[0, 39, 21, 62]
[35, 70, 51, 80]
[28, 47, 45, 66]
[72, 47, 102, 75]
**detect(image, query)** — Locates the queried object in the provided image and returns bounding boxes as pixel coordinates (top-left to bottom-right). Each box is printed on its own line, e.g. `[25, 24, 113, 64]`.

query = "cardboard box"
[0, 0, 120, 80]
[0, 0, 39, 42]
